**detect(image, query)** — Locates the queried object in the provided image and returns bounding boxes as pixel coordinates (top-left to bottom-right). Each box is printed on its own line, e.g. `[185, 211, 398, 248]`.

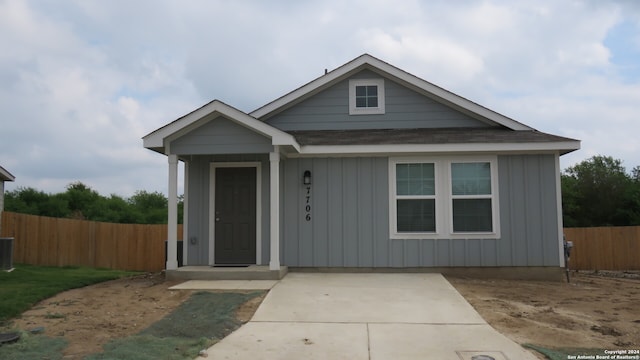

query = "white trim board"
[296, 141, 580, 156]
[349, 78, 385, 115]
[143, 100, 300, 151]
[0, 166, 15, 182]
[388, 155, 501, 240]
[555, 152, 565, 268]
[209, 162, 263, 266]
[182, 161, 189, 266]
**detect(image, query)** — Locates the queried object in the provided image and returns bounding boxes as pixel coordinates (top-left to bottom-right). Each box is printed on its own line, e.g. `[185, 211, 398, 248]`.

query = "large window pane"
[452, 199, 492, 232]
[451, 162, 491, 195]
[397, 199, 436, 232]
[396, 163, 435, 196]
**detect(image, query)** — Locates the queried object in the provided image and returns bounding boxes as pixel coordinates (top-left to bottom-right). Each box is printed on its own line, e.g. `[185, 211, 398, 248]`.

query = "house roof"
[251, 54, 533, 131]
[0, 166, 15, 182]
[289, 128, 576, 145]
[287, 128, 580, 155]
[143, 54, 580, 157]
[143, 100, 299, 153]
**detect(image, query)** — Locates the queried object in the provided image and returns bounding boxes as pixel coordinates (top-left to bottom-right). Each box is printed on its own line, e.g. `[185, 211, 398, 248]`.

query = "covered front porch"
[143, 101, 301, 280]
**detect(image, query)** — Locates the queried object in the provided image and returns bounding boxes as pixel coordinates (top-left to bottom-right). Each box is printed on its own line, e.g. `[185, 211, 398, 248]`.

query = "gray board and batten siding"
[182, 154, 272, 266]
[169, 115, 273, 155]
[281, 154, 560, 268]
[169, 115, 276, 265]
[265, 69, 493, 131]
[167, 68, 561, 268]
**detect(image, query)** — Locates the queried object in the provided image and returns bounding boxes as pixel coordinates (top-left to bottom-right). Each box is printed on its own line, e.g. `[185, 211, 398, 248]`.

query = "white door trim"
[209, 162, 262, 266]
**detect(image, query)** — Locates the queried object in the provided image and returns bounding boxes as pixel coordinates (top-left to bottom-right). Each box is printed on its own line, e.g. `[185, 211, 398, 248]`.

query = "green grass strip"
[0, 264, 139, 322]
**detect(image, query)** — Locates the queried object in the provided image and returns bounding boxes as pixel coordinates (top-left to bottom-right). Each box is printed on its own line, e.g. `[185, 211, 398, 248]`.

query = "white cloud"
[1, 0, 639, 198]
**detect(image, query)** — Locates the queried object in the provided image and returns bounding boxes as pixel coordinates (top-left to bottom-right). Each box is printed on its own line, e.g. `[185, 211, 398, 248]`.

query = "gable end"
[265, 69, 493, 131]
[252, 54, 533, 131]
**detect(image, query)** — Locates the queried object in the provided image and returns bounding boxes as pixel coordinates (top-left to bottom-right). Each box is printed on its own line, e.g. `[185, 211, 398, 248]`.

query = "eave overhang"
[143, 100, 300, 154]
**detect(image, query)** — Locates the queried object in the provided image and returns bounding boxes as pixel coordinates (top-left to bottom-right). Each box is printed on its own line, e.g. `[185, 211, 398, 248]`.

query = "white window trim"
[389, 156, 500, 239]
[349, 78, 385, 115]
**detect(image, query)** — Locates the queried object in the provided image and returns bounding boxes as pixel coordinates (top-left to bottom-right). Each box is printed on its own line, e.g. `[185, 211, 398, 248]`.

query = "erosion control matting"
[86, 291, 265, 360]
[0, 331, 67, 360]
[140, 291, 262, 339]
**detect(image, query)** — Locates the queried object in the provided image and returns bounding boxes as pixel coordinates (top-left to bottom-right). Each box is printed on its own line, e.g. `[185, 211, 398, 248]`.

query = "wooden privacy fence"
[2, 211, 640, 272]
[0, 212, 182, 272]
[564, 226, 640, 271]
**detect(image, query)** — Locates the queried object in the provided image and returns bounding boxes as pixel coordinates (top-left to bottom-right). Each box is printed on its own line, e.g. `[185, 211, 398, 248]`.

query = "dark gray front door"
[214, 167, 257, 265]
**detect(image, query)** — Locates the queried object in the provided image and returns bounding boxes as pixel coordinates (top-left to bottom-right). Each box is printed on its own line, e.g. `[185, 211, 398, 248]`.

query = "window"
[451, 162, 493, 233]
[389, 157, 499, 239]
[349, 79, 385, 115]
[355, 85, 378, 108]
[396, 163, 436, 233]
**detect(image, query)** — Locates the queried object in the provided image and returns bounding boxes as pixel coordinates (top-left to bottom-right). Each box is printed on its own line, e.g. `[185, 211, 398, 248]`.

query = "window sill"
[390, 232, 500, 240]
[349, 107, 385, 115]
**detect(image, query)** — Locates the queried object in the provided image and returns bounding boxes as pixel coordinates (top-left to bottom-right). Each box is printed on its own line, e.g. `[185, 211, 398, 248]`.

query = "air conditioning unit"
[0, 237, 14, 270]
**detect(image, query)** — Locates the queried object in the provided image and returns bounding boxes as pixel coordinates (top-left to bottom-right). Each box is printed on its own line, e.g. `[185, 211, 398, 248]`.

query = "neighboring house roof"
[0, 166, 15, 182]
[251, 54, 532, 131]
[287, 128, 579, 155]
[143, 100, 300, 154]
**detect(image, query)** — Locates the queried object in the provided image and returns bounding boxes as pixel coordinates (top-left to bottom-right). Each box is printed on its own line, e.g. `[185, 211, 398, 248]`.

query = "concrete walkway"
[196, 273, 537, 360]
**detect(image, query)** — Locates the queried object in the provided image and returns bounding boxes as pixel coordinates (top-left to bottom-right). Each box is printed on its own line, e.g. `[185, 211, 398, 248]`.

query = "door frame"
[209, 162, 262, 266]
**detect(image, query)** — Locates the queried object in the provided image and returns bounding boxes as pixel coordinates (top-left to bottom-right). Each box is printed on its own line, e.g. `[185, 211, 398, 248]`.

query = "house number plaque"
[305, 185, 311, 221]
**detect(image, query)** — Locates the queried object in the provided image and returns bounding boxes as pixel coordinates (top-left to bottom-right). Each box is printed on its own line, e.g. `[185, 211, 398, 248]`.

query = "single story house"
[143, 54, 580, 280]
[0, 166, 16, 222]
[0, 165, 15, 229]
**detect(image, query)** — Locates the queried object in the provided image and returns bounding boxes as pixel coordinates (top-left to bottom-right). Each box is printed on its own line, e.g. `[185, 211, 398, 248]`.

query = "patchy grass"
[0, 267, 265, 360]
[44, 312, 66, 319]
[86, 291, 265, 360]
[0, 264, 138, 323]
[0, 330, 67, 360]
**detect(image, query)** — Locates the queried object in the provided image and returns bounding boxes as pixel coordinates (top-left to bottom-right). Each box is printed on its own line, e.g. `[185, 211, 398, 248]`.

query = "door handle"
[215, 218, 220, 222]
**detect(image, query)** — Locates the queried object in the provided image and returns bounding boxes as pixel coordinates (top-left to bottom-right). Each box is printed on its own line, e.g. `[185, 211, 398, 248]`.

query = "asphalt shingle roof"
[287, 127, 577, 146]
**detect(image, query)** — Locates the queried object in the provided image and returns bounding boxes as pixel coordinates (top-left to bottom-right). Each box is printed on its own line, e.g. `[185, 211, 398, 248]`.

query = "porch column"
[269, 147, 281, 270]
[166, 154, 179, 270]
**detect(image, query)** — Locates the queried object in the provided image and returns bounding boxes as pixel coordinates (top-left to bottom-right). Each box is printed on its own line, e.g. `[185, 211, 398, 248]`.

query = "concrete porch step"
[165, 265, 288, 281]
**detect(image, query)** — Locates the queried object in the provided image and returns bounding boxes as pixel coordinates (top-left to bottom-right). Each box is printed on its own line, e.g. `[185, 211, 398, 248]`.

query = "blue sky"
[1, 0, 639, 197]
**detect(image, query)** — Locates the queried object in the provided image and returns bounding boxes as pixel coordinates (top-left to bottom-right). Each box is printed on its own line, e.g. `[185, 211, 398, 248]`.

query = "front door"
[214, 167, 257, 265]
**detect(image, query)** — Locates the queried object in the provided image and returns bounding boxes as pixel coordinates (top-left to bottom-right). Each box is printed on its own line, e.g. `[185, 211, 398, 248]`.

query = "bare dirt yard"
[7, 273, 265, 359]
[448, 271, 640, 352]
[6, 271, 640, 359]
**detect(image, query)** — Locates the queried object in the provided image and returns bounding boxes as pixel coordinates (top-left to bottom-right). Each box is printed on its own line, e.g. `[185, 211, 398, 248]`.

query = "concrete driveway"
[196, 273, 537, 360]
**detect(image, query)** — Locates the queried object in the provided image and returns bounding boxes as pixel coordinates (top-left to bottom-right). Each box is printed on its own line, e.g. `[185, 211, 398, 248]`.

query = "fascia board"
[251, 54, 533, 131]
[0, 166, 15, 182]
[250, 56, 370, 119]
[143, 101, 223, 148]
[143, 100, 300, 150]
[366, 57, 533, 131]
[297, 141, 581, 155]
